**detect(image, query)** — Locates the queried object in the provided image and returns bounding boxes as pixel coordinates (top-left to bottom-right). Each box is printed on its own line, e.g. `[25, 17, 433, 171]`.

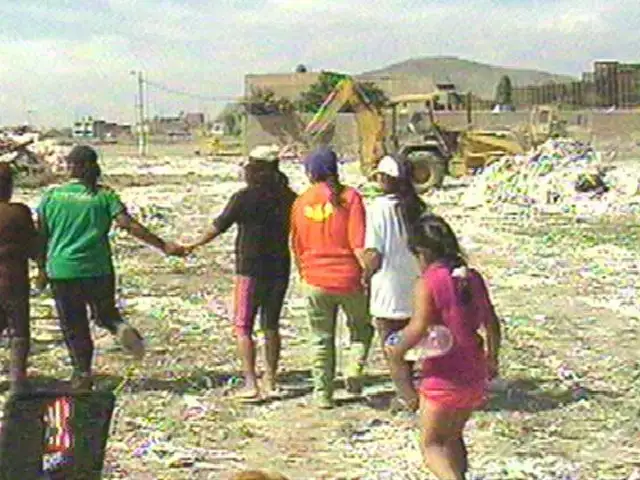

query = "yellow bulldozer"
[303, 76, 526, 188]
[195, 122, 243, 157]
[518, 104, 568, 149]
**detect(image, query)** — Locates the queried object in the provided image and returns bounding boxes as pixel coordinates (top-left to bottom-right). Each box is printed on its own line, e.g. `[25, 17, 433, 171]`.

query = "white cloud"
[0, 0, 638, 126]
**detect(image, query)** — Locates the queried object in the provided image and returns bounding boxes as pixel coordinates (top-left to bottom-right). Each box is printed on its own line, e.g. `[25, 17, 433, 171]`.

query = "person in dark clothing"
[184, 145, 297, 401]
[36, 145, 186, 392]
[0, 163, 39, 392]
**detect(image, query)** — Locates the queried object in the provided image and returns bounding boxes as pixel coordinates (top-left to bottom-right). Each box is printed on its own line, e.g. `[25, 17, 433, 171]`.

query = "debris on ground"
[4, 145, 639, 479]
[0, 133, 69, 181]
[463, 138, 640, 217]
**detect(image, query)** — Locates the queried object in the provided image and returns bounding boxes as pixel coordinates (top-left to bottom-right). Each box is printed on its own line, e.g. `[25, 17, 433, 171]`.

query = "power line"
[142, 79, 242, 103]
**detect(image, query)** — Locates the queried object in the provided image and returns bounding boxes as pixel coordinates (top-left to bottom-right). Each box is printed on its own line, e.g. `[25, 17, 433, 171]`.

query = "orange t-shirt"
[291, 183, 365, 294]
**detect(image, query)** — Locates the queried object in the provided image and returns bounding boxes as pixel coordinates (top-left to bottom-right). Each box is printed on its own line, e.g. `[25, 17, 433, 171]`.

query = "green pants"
[303, 283, 374, 399]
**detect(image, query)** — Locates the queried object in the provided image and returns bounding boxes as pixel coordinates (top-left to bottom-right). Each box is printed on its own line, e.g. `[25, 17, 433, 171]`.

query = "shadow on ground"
[484, 376, 619, 412]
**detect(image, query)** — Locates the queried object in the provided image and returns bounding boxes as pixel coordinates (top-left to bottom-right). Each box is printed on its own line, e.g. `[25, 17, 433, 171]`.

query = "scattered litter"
[463, 138, 640, 217]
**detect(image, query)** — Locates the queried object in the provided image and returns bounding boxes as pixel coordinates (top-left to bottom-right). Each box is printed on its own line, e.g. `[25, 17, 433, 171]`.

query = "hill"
[362, 56, 577, 99]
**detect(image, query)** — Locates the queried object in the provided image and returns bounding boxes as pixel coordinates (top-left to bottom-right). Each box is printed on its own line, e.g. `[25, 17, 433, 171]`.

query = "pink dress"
[418, 262, 496, 411]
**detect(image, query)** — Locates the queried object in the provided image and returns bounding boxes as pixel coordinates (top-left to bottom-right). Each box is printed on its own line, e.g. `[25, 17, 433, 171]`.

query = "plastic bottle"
[385, 325, 454, 361]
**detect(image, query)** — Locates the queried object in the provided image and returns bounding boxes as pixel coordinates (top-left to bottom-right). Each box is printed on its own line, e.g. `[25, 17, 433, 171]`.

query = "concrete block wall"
[246, 110, 640, 156]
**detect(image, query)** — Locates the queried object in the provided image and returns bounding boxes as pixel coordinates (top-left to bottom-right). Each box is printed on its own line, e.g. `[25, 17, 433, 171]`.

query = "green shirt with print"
[37, 181, 126, 279]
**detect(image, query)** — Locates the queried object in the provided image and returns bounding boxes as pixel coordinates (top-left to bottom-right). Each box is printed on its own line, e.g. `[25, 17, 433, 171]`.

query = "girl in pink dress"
[385, 213, 501, 480]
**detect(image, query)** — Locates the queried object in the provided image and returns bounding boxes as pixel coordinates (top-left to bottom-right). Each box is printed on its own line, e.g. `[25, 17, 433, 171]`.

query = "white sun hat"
[371, 155, 401, 178]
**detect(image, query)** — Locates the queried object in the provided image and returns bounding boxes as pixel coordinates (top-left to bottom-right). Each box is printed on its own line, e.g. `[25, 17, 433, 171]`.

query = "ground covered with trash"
[3, 142, 640, 479]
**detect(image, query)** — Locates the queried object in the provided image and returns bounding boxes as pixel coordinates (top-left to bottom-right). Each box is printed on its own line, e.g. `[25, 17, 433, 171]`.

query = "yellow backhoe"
[303, 77, 385, 175]
[304, 76, 525, 188]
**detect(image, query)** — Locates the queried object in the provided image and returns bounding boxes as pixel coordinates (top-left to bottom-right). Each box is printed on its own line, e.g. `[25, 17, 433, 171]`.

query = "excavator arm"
[304, 77, 385, 175]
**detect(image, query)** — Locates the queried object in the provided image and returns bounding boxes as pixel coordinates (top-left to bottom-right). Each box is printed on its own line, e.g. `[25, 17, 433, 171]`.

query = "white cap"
[248, 144, 280, 163]
[371, 155, 401, 178]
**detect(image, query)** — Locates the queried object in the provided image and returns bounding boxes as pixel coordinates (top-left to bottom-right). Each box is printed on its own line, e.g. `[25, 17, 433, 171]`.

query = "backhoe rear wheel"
[410, 152, 447, 191]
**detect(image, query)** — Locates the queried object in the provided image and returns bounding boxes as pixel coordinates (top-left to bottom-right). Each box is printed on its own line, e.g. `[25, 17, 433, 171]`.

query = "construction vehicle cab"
[523, 105, 568, 148]
[386, 92, 465, 188]
[387, 92, 524, 188]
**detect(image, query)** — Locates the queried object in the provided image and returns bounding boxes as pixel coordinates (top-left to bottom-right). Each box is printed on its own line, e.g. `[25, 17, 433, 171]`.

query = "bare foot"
[264, 373, 278, 390]
[263, 375, 283, 398]
[232, 385, 263, 403]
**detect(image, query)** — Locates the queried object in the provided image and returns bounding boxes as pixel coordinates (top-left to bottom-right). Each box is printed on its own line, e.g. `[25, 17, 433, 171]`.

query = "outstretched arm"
[114, 211, 184, 256]
[185, 225, 222, 251]
[184, 191, 242, 253]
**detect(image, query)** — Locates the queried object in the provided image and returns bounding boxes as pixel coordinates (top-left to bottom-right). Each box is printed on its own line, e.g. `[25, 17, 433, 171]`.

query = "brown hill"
[362, 56, 577, 99]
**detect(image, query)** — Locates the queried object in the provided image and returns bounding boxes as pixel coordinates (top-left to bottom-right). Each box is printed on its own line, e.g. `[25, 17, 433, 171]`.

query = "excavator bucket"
[458, 130, 525, 172]
[302, 76, 385, 175]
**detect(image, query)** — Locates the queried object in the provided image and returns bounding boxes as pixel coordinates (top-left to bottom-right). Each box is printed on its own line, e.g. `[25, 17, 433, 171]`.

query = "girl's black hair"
[392, 159, 427, 233]
[325, 174, 345, 207]
[67, 145, 101, 194]
[244, 161, 292, 198]
[409, 213, 472, 304]
[308, 169, 345, 207]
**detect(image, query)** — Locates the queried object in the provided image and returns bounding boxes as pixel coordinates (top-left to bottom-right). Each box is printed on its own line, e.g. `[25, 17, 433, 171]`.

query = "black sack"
[0, 390, 116, 480]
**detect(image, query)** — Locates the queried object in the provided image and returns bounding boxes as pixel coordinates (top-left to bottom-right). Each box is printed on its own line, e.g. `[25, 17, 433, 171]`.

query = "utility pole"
[130, 70, 148, 156]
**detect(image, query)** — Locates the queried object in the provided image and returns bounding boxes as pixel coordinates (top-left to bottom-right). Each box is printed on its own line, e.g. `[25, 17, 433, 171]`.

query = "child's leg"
[51, 279, 94, 388]
[448, 436, 468, 475]
[233, 276, 261, 399]
[5, 297, 30, 388]
[304, 284, 339, 407]
[258, 276, 289, 392]
[419, 397, 472, 480]
[376, 318, 418, 410]
[341, 290, 374, 394]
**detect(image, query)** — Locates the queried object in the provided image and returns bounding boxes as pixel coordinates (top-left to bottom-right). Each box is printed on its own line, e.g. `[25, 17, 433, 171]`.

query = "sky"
[1, 0, 639, 128]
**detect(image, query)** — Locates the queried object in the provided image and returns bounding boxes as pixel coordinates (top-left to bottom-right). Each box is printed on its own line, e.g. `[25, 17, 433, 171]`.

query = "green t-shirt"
[37, 181, 126, 279]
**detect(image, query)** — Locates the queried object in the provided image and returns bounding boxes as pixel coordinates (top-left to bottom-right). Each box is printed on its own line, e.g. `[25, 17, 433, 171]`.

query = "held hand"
[182, 244, 197, 256]
[163, 241, 187, 257]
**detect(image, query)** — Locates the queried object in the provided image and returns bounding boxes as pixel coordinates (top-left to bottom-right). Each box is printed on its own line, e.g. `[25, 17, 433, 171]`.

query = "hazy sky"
[1, 0, 638, 127]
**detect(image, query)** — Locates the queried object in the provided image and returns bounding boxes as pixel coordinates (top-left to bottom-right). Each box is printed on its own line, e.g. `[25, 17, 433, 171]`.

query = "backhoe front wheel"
[410, 152, 447, 191]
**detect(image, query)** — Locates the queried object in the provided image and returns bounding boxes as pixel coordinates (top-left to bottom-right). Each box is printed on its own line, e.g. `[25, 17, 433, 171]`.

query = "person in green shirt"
[36, 145, 186, 391]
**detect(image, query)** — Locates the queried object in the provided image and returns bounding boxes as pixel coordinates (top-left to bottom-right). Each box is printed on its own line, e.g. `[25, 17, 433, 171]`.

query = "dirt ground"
[3, 142, 640, 479]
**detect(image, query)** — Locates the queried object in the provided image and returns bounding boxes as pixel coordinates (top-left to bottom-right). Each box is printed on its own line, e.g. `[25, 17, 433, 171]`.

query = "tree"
[295, 64, 308, 73]
[217, 103, 244, 136]
[245, 87, 295, 115]
[296, 71, 389, 113]
[495, 75, 513, 106]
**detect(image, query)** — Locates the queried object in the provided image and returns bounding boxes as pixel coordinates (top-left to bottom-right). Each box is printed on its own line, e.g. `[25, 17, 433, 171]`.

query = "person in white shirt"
[363, 155, 429, 412]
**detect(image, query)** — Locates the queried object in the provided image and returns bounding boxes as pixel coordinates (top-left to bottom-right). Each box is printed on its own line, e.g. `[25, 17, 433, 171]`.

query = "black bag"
[0, 390, 116, 479]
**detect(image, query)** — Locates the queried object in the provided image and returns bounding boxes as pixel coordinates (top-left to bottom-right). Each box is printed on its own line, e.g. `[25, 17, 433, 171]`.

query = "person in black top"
[185, 146, 297, 401]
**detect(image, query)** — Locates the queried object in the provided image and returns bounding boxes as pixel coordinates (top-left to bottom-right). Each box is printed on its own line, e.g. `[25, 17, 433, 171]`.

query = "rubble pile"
[463, 138, 640, 216]
[30, 139, 73, 174]
[0, 133, 70, 178]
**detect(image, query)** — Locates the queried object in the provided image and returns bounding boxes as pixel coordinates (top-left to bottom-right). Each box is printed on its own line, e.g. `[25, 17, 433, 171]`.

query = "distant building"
[72, 117, 132, 141]
[150, 112, 205, 135]
[184, 112, 205, 128]
[512, 60, 640, 109]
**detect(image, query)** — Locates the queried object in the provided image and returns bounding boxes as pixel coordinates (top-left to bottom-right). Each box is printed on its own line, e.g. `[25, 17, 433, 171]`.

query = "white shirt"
[365, 194, 421, 319]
